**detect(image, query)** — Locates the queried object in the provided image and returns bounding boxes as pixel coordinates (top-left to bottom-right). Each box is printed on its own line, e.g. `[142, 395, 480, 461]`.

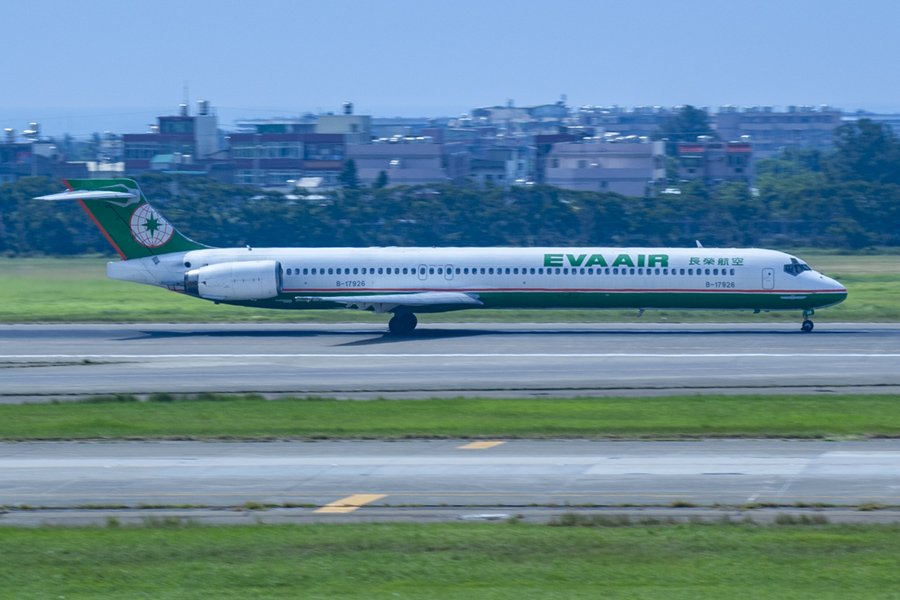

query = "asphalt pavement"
[2, 322, 900, 398]
[2, 439, 899, 511]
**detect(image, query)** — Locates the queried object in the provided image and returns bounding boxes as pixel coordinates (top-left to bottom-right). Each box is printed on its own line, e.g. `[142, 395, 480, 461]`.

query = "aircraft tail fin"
[36, 178, 209, 260]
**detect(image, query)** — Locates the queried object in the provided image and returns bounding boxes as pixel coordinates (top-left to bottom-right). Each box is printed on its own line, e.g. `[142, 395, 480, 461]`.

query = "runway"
[1, 322, 900, 398]
[2, 439, 900, 516]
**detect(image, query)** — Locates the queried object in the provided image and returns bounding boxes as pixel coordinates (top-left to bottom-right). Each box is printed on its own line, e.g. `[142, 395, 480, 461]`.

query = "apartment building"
[676, 139, 754, 185]
[714, 105, 841, 157]
[543, 138, 665, 196]
[346, 138, 471, 186]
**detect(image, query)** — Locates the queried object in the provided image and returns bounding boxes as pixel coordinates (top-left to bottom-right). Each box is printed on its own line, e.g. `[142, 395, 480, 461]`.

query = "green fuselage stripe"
[229, 289, 847, 312]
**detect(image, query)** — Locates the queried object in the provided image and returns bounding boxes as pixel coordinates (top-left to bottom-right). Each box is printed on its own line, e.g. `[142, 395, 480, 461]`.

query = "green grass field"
[2, 521, 899, 599]
[0, 254, 896, 323]
[3, 394, 900, 440]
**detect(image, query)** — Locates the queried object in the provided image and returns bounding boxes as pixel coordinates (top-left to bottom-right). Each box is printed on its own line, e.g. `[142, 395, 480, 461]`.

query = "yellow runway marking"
[458, 441, 507, 450]
[314, 494, 386, 514]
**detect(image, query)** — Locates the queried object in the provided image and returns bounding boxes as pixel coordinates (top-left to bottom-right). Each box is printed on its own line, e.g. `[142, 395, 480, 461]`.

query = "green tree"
[373, 170, 388, 189]
[830, 119, 900, 185]
[659, 106, 714, 155]
[338, 159, 360, 189]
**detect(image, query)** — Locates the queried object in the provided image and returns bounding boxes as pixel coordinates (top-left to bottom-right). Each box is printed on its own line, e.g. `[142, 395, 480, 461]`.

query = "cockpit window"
[784, 258, 812, 276]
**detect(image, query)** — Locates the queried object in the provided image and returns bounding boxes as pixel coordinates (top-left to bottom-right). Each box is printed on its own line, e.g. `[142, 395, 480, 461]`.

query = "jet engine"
[184, 260, 282, 301]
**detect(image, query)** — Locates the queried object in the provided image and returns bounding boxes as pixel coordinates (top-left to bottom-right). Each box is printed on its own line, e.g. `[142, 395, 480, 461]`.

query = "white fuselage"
[108, 246, 847, 313]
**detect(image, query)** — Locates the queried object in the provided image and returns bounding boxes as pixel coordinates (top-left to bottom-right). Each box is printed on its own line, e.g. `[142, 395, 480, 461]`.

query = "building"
[714, 105, 841, 158]
[469, 147, 531, 188]
[371, 116, 444, 138]
[315, 102, 371, 143]
[542, 137, 665, 196]
[575, 105, 675, 138]
[0, 125, 87, 183]
[346, 139, 470, 187]
[844, 110, 900, 134]
[123, 101, 220, 174]
[469, 99, 571, 136]
[676, 139, 754, 185]
[228, 132, 345, 187]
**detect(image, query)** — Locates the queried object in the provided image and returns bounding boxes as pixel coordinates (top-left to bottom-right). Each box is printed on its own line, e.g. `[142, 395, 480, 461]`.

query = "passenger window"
[637, 268, 643, 275]
[688, 268, 693, 275]
[579, 268, 585, 275]
[655, 268, 660, 275]
[562, 268, 568, 275]
[613, 268, 618, 275]
[488, 267, 494, 274]
[630, 268, 635, 275]
[513, 268, 519, 275]
[713, 268, 718, 275]
[730, 268, 735, 276]
[530, 268, 536, 274]
[588, 268, 593, 275]
[355, 268, 360, 275]
[286, 268, 292, 275]
[605, 268, 610, 275]
[437, 268, 442, 275]
[303, 268, 309, 275]
[480, 268, 485, 274]
[555, 268, 561, 275]
[402, 267, 408, 274]
[538, 268, 544, 274]
[705, 268, 710, 275]
[328, 268, 333, 275]
[505, 268, 510, 274]
[421, 267, 427, 275]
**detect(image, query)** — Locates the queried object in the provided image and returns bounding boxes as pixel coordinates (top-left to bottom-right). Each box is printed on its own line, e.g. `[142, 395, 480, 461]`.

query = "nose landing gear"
[801, 309, 814, 333]
[388, 312, 418, 334]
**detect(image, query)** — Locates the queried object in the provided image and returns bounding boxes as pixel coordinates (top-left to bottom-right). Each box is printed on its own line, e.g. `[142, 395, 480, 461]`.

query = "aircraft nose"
[819, 273, 848, 298]
[823, 274, 846, 292]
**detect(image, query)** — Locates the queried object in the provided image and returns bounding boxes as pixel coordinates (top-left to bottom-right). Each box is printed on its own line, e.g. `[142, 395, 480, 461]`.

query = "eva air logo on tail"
[129, 204, 174, 248]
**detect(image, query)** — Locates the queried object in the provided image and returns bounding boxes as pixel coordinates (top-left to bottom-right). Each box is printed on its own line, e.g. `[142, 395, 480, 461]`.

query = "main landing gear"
[388, 312, 418, 335]
[801, 309, 814, 333]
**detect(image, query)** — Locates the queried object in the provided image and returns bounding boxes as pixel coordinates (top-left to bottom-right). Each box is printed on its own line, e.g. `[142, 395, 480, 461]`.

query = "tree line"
[1, 119, 899, 256]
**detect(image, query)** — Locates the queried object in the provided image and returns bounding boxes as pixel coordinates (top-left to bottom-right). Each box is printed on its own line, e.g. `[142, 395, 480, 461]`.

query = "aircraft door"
[417, 264, 427, 281]
[445, 264, 454, 281]
[762, 268, 775, 290]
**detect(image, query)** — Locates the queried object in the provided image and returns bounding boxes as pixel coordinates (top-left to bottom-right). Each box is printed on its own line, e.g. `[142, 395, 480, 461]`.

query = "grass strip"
[2, 393, 900, 440]
[0, 256, 896, 322]
[1, 521, 899, 599]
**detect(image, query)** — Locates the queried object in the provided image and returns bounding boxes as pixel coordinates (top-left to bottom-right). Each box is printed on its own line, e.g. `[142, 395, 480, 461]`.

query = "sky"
[2, 0, 899, 137]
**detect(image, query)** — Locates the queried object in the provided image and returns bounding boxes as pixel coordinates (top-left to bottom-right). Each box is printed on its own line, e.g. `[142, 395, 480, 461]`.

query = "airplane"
[36, 178, 847, 334]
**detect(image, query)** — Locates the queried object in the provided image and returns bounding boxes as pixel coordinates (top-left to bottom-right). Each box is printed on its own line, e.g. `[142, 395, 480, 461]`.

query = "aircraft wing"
[294, 291, 482, 313]
[35, 190, 138, 201]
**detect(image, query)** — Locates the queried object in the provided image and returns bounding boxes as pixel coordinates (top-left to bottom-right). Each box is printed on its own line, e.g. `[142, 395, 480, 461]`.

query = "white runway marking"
[3, 353, 900, 359]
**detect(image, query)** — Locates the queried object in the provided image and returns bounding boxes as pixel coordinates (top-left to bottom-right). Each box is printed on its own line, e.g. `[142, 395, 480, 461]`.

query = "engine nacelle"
[184, 260, 282, 301]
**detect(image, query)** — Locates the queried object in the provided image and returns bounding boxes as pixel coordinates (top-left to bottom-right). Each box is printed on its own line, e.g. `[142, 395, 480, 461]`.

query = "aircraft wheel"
[389, 312, 418, 334]
[801, 319, 814, 333]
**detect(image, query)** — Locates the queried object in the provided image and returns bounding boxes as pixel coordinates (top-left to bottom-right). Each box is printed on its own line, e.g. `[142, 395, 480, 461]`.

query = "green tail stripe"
[64, 179, 208, 260]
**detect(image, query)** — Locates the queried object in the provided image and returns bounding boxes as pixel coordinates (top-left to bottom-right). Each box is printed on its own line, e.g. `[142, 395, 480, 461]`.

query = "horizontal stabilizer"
[294, 291, 482, 313]
[35, 190, 138, 201]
